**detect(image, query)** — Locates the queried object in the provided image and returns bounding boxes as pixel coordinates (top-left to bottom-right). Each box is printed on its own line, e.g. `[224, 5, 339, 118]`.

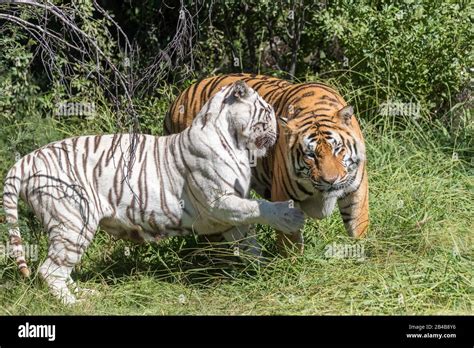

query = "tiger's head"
[281, 105, 365, 194]
[221, 81, 277, 158]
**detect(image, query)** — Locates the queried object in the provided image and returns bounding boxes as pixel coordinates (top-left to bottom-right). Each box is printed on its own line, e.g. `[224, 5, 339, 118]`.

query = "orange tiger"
[165, 73, 369, 253]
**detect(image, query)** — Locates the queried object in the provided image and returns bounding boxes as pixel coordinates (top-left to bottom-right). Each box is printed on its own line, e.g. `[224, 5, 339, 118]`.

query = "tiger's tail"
[2, 162, 30, 277]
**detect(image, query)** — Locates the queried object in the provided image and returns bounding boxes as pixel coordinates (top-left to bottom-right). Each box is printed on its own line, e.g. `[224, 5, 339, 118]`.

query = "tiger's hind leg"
[39, 222, 96, 305]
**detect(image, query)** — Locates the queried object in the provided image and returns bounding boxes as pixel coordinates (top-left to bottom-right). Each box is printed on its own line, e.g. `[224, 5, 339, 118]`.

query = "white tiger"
[2, 81, 305, 304]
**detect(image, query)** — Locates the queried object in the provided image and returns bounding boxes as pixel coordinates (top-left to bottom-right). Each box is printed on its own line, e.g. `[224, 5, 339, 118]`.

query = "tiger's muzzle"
[254, 131, 277, 149]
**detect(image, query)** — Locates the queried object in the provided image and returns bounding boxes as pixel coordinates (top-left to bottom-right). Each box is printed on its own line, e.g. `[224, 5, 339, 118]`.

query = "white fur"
[3, 83, 305, 304]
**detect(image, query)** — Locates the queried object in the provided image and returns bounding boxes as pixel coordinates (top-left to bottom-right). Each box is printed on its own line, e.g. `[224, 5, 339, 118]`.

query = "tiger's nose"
[321, 174, 339, 185]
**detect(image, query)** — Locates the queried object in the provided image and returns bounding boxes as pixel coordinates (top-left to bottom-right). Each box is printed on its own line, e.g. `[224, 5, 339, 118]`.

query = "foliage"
[310, 0, 473, 119]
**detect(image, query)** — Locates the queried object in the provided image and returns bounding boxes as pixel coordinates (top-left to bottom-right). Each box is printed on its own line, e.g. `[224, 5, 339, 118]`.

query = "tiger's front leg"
[337, 167, 369, 238]
[273, 205, 305, 255]
[271, 185, 305, 255]
[207, 194, 305, 240]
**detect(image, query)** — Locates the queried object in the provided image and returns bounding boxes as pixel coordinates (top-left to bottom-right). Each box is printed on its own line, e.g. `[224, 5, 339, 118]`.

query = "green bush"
[308, 1, 472, 117]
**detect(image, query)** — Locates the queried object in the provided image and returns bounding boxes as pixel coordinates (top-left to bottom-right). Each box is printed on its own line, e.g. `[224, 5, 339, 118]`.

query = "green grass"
[0, 96, 472, 315]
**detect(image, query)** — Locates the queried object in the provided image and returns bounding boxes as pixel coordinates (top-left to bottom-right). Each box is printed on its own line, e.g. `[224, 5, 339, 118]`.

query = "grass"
[0, 89, 472, 315]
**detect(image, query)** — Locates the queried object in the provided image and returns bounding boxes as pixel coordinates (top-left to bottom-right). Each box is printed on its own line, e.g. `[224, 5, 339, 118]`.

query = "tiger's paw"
[270, 202, 305, 234]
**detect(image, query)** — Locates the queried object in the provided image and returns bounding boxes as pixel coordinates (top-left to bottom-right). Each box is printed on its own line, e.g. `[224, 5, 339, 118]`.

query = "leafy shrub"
[308, 0, 472, 118]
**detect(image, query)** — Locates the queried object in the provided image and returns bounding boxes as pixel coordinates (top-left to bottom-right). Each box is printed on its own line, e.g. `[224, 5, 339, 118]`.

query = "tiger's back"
[165, 74, 291, 134]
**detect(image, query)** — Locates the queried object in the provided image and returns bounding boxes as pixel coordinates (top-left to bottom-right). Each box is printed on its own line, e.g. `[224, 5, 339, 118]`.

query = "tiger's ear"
[279, 116, 289, 127]
[232, 80, 251, 100]
[338, 105, 354, 125]
[279, 116, 298, 133]
[279, 116, 298, 147]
